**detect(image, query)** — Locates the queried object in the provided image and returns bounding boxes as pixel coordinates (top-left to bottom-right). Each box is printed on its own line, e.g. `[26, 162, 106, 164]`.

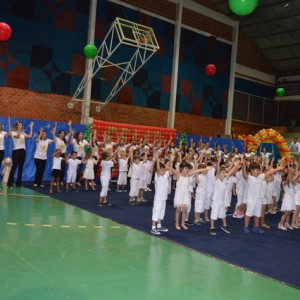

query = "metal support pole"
[81, 0, 97, 125]
[225, 21, 239, 135]
[167, 0, 182, 129]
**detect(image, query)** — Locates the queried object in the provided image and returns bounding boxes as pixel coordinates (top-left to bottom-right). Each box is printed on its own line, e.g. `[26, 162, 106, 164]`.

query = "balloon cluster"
[239, 128, 291, 162]
[179, 133, 188, 147]
[84, 123, 93, 155]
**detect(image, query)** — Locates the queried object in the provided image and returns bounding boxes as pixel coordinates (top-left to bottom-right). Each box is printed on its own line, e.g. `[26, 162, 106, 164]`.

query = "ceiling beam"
[261, 42, 300, 51]
[252, 28, 300, 40]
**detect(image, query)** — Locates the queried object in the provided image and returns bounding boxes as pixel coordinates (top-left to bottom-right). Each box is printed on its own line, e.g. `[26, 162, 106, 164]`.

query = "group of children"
[89, 135, 300, 236]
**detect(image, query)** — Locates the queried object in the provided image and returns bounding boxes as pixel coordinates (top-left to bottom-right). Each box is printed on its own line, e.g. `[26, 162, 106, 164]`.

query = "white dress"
[294, 182, 300, 206]
[174, 176, 190, 208]
[83, 159, 96, 180]
[281, 184, 295, 211]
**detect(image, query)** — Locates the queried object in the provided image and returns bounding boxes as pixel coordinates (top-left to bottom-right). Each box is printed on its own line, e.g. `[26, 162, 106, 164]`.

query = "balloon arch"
[238, 128, 291, 162]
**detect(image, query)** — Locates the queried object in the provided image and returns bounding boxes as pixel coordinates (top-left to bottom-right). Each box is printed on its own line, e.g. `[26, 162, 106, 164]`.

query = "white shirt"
[207, 167, 216, 193]
[118, 158, 129, 172]
[34, 139, 52, 160]
[11, 131, 26, 150]
[52, 156, 63, 170]
[196, 173, 207, 194]
[0, 131, 7, 150]
[212, 178, 227, 202]
[154, 171, 170, 201]
[289, 141, 300, 153]
[131, 162, 142, 179]
[55, 136, 69, 154]
[67, 158, 81, 174]
[101, 160, 114, 180]
[246, 174, 265, 200]
[72, 139, 89, 158]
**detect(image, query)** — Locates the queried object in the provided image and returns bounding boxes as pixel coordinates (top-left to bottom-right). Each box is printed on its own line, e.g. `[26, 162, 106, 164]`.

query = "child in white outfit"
[151, 157, 173, 235]
[66, 151, 82, 192]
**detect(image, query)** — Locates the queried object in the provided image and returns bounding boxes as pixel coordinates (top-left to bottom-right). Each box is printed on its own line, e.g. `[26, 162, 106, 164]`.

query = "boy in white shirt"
[66, 151, 82, 192]
[129, 149, 142, 205]
[116, 151, 129, 192]
[98, 151, 117, 207]
[242, 159, 284, 234]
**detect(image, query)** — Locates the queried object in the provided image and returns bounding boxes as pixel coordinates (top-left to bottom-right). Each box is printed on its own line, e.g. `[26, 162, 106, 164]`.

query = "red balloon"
[205, 64, 216, 76]
[0, 22, 12, 41]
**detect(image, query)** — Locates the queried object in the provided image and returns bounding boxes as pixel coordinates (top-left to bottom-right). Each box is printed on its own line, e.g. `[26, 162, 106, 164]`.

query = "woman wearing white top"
[33, 125, 56, 187]
[7, 121, 33, 188]
[53, 120, 73, 184]
[260, 146, 274, 166]
[70, 130, 91, 185]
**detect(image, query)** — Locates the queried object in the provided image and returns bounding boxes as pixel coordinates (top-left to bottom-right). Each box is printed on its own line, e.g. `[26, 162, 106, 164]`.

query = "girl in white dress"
[292, 165, 300, 228]
[278, 171, 296, 230]
[83, 149, 98, 191]
[173, 160, 210, 230]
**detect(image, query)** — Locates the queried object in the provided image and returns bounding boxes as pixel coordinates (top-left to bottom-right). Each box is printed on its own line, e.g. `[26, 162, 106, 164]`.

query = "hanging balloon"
[205, 64, 216, 76]
[228, 0, 259, 16]
[0, 22, 12, 41]
[276, 87, 285, 97]
[83, 44, 98, 59]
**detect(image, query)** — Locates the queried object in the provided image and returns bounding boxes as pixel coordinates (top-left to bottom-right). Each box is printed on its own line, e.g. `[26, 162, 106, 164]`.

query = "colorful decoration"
[93, 120, 177, 179]
[276, 87, 285, 97]
[83, 44, 98, 59]
[179, 133, 188, 147]
[0, 22, 12, 41]
[238, 128, 291, 162]
[205, 64, 216, 76]
[228, 0, 259, 16]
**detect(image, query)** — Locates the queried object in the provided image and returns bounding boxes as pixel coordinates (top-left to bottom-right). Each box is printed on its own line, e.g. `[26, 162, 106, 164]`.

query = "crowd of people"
[1, 117, 300, 236]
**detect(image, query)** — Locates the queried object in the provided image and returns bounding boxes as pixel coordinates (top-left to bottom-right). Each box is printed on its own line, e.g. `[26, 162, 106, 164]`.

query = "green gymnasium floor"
[1, 185, 299, 300]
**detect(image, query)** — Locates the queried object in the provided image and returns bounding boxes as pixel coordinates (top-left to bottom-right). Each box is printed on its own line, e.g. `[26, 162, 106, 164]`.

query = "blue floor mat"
[27, 183, 300, 289]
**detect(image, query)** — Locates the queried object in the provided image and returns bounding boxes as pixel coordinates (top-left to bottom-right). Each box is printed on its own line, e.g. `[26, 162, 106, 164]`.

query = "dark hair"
[58, 130, 67, 144]
[70, 151, 77, 156]
[179, 161, 192, 170]
[249, 163, 260, 171]
[75, 131, 83, 145]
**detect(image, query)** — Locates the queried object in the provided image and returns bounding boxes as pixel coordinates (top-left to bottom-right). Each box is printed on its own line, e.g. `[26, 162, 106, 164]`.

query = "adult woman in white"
[7, 121, 33, 188]
[33, 125, 56, 187]
[70, 130, 91, 185]
[0, 117, 11, 170]
[53, 120, 73, 184]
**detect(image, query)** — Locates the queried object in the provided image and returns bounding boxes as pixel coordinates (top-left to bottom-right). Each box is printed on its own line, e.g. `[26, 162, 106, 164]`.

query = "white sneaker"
[151, 228, 161, 235]
[278, 223, 287, 231]
[285, 223, 294, 230]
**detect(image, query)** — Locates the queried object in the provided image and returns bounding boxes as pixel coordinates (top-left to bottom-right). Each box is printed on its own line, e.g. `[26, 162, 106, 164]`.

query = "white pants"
[67, 171, 76, 184]
[210, 200, 226, 220]
[152, 199, 166, 221]
[130, 178, 139, 197]
[117, 172, 127, 185]
[100, 179, 109, 197]
[195, 191, 206, 213]
[246, 198, 262, 217]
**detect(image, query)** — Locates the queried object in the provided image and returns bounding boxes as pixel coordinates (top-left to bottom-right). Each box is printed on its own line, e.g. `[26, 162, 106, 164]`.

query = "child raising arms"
[173, 160, 211, 230]
[151, 154, 174, 235]
[242, 157, 284, 234]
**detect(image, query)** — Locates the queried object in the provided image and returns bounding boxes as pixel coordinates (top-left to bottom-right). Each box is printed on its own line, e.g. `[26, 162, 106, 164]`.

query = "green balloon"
[276, 87, 285, 97]
[83, 44, 97, 59]
[228, 0, 259, 16]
